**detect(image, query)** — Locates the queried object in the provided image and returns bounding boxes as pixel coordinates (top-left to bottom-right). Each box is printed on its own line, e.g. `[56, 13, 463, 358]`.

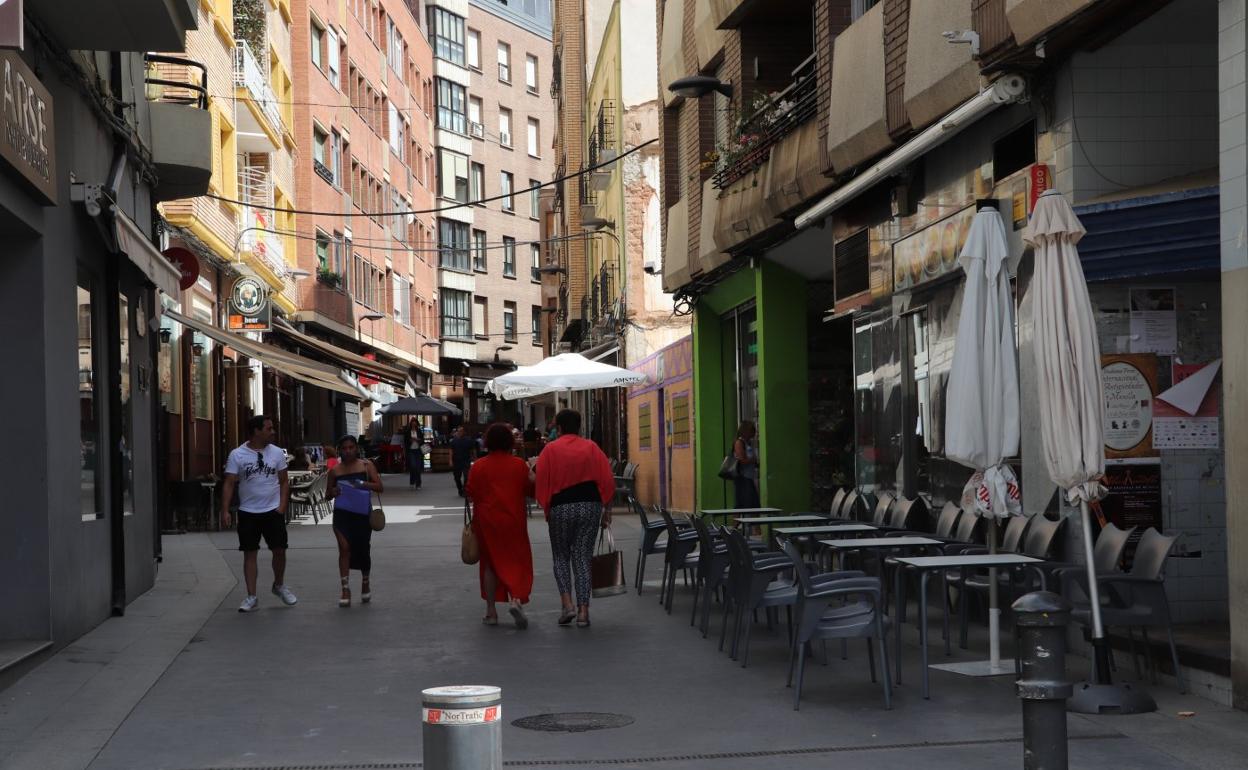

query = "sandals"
[557, 608, 576, 626]
[482, 614, 499, 626]
[339, 578, 351, 608]
[576, 617, 591, 628]
[361, 578, 371, 604]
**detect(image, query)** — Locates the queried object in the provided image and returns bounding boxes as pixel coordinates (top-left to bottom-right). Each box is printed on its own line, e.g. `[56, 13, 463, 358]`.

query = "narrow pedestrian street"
[0, 471, 1244, 770]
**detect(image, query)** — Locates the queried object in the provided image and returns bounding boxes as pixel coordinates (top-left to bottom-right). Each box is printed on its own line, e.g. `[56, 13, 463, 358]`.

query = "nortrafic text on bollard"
[422, 685, 502, 770]
[1012, 591, 1073, 770]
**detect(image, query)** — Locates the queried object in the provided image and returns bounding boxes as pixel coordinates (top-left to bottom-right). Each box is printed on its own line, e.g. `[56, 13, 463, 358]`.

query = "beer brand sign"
[1, 49, 55, 203]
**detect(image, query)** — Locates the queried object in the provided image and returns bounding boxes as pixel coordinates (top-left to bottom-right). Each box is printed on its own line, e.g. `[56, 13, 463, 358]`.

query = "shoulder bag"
[460, 497, 480, 565]
[590, 525, 627, 597]
[369, 490, 386, 532]
[717, 446, 740, 480]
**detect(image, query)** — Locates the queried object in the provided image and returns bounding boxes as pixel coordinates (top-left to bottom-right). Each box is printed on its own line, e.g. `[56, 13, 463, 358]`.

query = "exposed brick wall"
[973, 0, 1013, 57]
[554, 0, 586, 320]
[884, 0, 911, 137]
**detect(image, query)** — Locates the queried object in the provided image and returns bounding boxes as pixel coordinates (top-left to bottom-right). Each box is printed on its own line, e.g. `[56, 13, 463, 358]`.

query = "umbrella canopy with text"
[485, 353, 645, 400]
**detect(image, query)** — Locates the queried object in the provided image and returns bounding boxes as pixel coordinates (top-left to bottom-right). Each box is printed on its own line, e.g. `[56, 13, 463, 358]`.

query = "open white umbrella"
[485, 353, 645, 400]
[939, 204, 1021, 676]
[1027, 189, 1153, 712]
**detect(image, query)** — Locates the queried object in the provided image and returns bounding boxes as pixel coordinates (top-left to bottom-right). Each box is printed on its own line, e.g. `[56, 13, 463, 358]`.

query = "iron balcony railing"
[237, 167, 286, 278]
[144, 54, 208, 109]
[587, 99, 615, 167]
[234, 41, 284, 136]
[713, 53, 818, 190]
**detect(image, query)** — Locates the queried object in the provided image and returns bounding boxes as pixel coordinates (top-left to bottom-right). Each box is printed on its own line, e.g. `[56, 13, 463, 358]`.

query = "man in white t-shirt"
[221, 414, 298, 612]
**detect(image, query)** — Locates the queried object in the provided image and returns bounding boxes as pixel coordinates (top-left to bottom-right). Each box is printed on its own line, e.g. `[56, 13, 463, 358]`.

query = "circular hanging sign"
[162, 247, 201, 291]
[1102, 360, 1153, 452]
[231, 275, 268, 317]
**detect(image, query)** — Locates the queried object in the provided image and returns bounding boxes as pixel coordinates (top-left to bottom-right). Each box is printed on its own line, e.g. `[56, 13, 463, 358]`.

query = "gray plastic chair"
[870, 493, 895, 527]
[688, 514, 730, 637]
[721, 528, 793, 666]
[1053, 522, 1135, 596]
[829, 488, 848, 519]
[933, 502, 962, 539]
[1070, 528, 1184, 692]
[780, 539, 892, 711]
[631, 497, 667, 594]
[659, 507, 700, 613]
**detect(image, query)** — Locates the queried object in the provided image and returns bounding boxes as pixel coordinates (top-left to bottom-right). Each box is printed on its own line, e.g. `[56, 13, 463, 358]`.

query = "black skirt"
[333, 508, 373, 572]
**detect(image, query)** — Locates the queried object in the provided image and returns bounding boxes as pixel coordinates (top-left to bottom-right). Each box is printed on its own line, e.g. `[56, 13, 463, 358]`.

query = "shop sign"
[358, 352, 379, 387]
[1, 49, 56, 204]
[891, 204, 976, 292]
[0, 0, 22, 50]
[1029, 163, 1052, 210]
[227, 275, 271, 332]
[1101, 353, 1158, 459]
[162, 247, 201, 291]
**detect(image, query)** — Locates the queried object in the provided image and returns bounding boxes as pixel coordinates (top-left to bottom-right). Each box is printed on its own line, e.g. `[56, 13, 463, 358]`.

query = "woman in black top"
[326, 435, 383, 607]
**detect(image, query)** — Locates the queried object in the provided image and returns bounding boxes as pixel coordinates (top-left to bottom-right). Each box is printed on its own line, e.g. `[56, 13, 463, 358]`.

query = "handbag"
[460, 497, 480, 565]
[369, 491, 386, 532]
[591, 525, 627, 598]
[717, 452, 739, 480]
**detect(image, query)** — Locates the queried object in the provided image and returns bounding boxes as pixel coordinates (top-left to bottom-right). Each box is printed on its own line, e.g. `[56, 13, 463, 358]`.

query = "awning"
[273, 318, 410, 388]
[580, 338, 621, 362]
[1073, 185, 1219, 282]
[115, 211, 181, 296]
[162, 308, 362, 397]
[795, 75, 1026, 230]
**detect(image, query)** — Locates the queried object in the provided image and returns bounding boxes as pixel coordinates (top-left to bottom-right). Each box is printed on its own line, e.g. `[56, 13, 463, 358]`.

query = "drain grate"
[512, 712, 636, 733]
[177, 733, 1127, 769]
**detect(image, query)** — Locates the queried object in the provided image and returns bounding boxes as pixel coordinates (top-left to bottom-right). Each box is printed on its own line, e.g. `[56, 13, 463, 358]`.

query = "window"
[525, 54, 538, 93]
[498, 108, 512, 147]
[500, 172, 514, 212]
[77, 272, 101, 520]
[497, 42, 511, 82]
[530, 243, 541, 281]
[388, 101, 402, 155]
[311, 21, 324, 70]
[851, 0, 880, 20]
[436, 77, 467, 134]
[327, 27, 340, 84]
[437, 218, 471, 271]
[472, 228, 487, 271]
[387, 17, 405, 74]
[638, 402, 653, 450]
[313, 126, 327, 165]
[502, 236, 516, 277]
[315, 232, 330, 271]
[671, 393, 691, 446]
[438, 148, 469, 202]
[470, 162, 485, 202]
[503, 301, 516, 341]
[468, 96, 483, 137]
[531, 305, 542, 345]
[428, 7, 465, 66]
[472, 296, 488, 339]
[393, 274, 411, 325]
[527, 118, 540, 157]
[331, 129, 342, 186]
[440, 288, 471, 338]
[529, 179, 540, 218]
[466, 29, 480, 69]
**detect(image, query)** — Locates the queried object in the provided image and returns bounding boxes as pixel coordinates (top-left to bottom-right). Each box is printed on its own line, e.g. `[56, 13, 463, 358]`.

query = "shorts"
[237, 511, 288, 552]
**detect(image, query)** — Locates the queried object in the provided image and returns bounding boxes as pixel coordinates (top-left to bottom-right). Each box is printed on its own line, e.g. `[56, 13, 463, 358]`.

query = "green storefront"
[692, 262, 812, 513]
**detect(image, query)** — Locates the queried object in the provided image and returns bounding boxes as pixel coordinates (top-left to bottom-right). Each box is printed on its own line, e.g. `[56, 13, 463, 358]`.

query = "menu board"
[891, 205, 976, 292]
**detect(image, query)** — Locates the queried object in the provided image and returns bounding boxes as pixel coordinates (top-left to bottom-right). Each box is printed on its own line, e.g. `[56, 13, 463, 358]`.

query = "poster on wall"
[1128, 287, 1177, 355]
[1153, 359, 1222, 449]
[1098, 459, 1164, 546]
[1101, 354, 1159, 459]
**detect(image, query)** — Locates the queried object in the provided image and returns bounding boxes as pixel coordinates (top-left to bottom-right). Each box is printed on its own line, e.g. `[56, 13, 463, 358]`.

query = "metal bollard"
[1012, 591, 1073, 770]
[421, 685, 503, 770]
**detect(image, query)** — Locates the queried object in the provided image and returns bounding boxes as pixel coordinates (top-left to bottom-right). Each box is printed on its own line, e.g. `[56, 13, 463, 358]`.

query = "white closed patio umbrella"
[939, 204, 1021, 677]
[485, 353, 645, 400]
[1027, 189, 1154, 713]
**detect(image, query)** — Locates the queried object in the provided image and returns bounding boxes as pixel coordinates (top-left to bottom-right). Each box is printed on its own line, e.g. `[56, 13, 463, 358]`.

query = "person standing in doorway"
[732, 420, 761, 509]
[406, 417, 425, 490]
[536, 409, 616, 628]
[450, 426, 477, 496]
[220, 415, 298, 613]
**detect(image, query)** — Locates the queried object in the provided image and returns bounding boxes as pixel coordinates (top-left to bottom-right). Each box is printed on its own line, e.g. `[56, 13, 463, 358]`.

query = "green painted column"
[692, 306, 728, 510]
[756, 261, 810, 513]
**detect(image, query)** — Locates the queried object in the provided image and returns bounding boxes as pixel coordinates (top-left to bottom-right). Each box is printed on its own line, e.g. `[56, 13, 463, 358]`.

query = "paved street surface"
[3, 471, 1248, 769]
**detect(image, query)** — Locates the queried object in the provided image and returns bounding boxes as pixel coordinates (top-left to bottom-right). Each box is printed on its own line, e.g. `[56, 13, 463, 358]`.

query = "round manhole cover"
[511, 712, 635, 733]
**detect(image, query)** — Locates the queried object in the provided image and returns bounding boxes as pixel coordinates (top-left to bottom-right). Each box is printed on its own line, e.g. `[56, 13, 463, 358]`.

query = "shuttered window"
[834, 228, 870, 301]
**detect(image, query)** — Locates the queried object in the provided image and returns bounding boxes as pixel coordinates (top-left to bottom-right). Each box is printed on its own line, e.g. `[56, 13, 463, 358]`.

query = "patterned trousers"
[548, 501, 602, 606]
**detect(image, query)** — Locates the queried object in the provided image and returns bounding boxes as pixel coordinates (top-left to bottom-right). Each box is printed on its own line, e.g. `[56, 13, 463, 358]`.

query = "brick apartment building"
[290, 0, 439, 437]
[426, 0, 555, 427]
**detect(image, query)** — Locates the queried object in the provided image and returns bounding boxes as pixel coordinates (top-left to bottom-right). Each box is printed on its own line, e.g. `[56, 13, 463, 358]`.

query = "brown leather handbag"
[460, 498, 479, 565]
[591, 525, 627, 597]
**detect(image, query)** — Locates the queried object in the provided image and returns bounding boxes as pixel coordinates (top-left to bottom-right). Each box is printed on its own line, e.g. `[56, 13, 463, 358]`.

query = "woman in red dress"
[466, 423, 536, 628]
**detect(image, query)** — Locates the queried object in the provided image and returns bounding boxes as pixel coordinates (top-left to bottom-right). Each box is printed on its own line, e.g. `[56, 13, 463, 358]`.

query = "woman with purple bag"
[326, 435, 384, 607]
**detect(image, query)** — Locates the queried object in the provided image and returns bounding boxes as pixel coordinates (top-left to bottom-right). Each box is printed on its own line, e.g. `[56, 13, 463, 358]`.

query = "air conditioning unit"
[499, 132, 511, 147]
[469, 122, 484, 139]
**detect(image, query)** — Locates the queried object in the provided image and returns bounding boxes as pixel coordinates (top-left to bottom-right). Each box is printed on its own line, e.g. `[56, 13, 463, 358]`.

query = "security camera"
[643, 260, 659, 275]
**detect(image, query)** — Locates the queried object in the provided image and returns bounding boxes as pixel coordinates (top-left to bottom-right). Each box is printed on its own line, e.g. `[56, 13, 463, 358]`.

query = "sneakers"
[272, 584, 299, 606]
[238, 595, 259, 613]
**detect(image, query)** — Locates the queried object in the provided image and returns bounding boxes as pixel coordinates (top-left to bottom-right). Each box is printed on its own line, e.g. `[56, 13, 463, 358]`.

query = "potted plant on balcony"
[317, 268, 342, 289]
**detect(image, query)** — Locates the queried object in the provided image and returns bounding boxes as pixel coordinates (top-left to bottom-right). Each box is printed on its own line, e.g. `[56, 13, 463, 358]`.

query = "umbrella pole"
[1078, 499, 1112, 685]
[988, 524, 1000, 670]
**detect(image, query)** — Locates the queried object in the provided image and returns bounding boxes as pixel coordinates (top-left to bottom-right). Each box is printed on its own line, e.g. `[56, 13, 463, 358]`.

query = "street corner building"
[0, 1, 209, 667]
[656, 0, 1248, 708]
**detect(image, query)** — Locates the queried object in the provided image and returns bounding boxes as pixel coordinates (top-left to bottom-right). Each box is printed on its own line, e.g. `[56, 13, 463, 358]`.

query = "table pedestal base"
[929, 659, 1016, 677]
[1067, 682, 1156, 715]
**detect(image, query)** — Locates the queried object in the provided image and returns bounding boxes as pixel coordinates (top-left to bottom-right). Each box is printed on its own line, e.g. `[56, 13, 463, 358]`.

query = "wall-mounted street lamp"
[536, 264, 567, 275]
[581, 215, 615, 231]
[493, 344, 513, 363]
[667, 74, 732, 99]
[287, 268, 312, 279]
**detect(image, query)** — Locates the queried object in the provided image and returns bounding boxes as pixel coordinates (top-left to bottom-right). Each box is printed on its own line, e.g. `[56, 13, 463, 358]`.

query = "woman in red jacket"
[466, 423, 536, 628]
[535, 409, 616, 627]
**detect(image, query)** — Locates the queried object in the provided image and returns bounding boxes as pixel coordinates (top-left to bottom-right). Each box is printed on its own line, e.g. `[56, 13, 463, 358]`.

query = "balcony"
[579, 175, 599, 223]
[588, 100, 617, 191]
[903, 1, 981, 131]
[1006, 0, 1098, 46]
[234, 41, 284, 150]
[144, 54, 212, 202]
[27, 0, 197, 52]
[712, 54, 817, 190]
[662, 198, 692, 294]
[237, 168, 287, 291]
[826, 2, 891, 173]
